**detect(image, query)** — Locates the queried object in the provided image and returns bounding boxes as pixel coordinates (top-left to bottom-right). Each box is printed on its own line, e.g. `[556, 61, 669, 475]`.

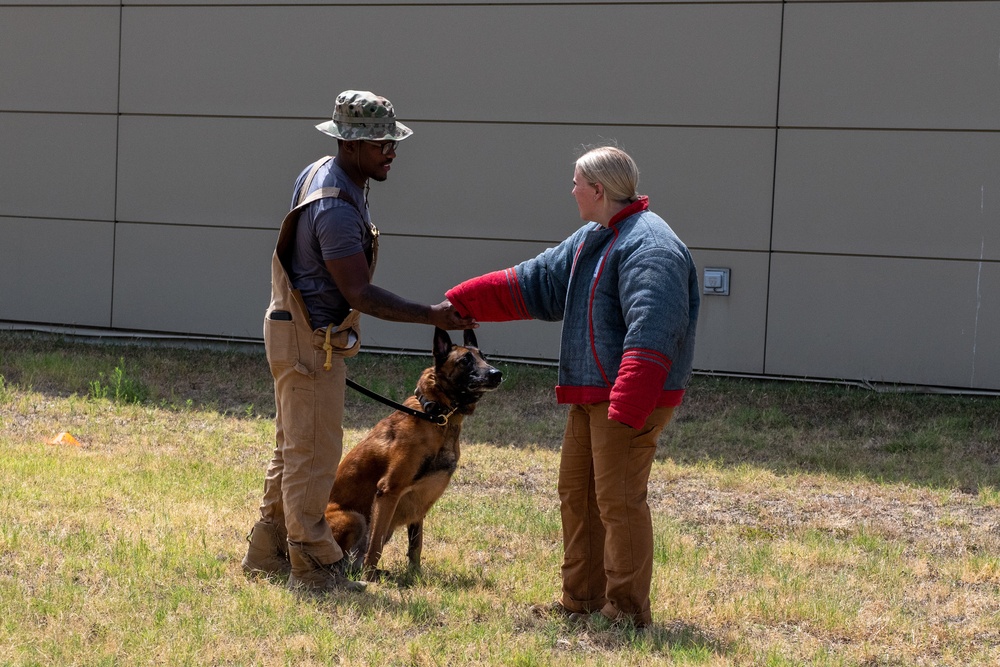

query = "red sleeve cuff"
[609, 350, 671, 429]
[446, 268, 531, 322]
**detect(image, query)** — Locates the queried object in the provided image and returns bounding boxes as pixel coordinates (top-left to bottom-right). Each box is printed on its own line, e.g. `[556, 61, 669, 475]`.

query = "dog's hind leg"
[406, 521, 423, 571]
[326, 506, 367, 567]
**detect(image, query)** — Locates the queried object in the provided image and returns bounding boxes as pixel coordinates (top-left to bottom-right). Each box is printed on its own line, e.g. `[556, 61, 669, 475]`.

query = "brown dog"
[325, 327, 502, 579]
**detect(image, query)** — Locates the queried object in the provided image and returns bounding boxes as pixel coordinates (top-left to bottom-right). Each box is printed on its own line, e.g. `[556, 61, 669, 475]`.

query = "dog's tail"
[325, 504, 368, 559]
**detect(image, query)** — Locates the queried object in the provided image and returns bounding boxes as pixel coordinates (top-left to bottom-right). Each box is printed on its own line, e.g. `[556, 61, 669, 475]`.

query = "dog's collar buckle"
[417, 392, 456, 426]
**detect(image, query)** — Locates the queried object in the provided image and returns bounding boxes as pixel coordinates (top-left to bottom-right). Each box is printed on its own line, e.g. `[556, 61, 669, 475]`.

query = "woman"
[446, 146, 699, 628]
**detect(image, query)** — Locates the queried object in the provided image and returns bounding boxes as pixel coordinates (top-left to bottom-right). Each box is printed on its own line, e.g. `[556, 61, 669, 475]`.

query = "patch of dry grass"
[1, 331, 999, 665]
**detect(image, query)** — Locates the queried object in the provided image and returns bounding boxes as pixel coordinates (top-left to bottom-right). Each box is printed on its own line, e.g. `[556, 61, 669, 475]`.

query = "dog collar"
[416, 391, 458, 425]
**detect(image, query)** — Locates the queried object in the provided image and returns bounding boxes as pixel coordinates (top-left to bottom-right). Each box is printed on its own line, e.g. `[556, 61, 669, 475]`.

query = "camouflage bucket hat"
[315, 90, 413, 142]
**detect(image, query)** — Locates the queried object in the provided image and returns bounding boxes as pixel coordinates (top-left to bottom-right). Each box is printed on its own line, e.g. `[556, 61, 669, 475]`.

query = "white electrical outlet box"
[703, 268, 730, 296]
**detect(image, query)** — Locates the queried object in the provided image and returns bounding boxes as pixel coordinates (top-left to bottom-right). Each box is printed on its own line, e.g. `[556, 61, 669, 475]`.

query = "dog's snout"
[486, 367, 503, 386]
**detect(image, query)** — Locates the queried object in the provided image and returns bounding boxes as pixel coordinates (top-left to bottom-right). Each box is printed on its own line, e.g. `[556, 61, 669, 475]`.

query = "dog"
[325, 327, 502, 580]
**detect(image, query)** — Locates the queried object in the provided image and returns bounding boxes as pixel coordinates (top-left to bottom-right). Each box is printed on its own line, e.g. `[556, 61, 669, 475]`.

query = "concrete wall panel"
[111, 224, 275, 337]
[116, 116, 774, 252]
[120, 5, 781, 126]
[384, 124, 776, 251]
[116, 116, 313, 228]
[0, 7, 120, 113]
[765, 254, 999, 389]
[0, 113, 118, 221]
[780, 2, 1000, 130]
[0, 218, 114, 326]
[689, 250, 770, 375]
[5, 0, 115, 5]
[126, 0, 767, 5]
[773, 129, 1000, 259]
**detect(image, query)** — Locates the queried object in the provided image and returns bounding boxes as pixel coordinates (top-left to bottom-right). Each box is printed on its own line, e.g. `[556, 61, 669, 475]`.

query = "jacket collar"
[607, 196, 649, 228]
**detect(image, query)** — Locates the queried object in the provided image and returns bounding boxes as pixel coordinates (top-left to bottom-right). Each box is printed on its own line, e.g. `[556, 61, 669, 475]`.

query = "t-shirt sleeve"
[313, 200, 366, 261]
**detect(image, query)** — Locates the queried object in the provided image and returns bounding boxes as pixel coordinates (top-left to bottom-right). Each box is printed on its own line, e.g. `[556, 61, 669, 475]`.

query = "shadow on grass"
[357, 563, 493, 592]
[651, 619, 730, 657]
[519, 613, 730, 659]
[665, 376, 1000, 493]
[605, 619, 730, 658]
[297, 582, 733, 660]
[4, 331, 1000, 493]
[0, 332, 276, 418]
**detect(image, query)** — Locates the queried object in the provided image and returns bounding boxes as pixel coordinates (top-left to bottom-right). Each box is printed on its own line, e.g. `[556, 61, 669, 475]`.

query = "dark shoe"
[530, 601, 573, 619]
[287, 544, 367, 594]
[241, 521, 290, 577]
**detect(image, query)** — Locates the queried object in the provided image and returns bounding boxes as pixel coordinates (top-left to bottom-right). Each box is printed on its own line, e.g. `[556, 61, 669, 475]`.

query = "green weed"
[88, 357, 149, 404]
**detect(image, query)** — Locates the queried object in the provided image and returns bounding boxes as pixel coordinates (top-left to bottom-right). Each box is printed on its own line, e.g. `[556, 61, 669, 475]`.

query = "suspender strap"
[295, 156, 363, 214]
[299, 186, 344, 209]
[296, 156, 330, 204]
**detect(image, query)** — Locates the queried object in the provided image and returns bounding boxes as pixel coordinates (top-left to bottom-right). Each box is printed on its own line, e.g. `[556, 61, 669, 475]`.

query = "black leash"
[345, 378, 448, 425]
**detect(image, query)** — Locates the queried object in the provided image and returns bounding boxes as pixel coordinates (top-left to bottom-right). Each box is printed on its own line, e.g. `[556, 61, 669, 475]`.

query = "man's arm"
[325, 253, 475, 330]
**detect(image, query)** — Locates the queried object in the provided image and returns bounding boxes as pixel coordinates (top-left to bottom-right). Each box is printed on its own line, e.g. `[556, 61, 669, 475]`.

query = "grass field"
[1, 331, 999, 666]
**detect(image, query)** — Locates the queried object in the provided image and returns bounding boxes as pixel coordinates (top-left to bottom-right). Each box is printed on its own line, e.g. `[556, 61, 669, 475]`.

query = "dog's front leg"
[406, 521, 423, 571]
[363, 483, 404, 580]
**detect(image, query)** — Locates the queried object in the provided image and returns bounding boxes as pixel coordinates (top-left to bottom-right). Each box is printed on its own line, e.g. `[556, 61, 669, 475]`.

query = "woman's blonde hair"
[575, 146, 640, 203]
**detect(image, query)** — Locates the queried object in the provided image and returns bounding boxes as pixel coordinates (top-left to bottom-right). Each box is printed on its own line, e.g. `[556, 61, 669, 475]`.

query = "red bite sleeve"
[445, 269, 531, 322]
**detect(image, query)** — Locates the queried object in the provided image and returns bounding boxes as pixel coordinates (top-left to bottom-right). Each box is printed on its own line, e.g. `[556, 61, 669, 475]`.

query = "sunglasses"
[362, 140, 398, 155]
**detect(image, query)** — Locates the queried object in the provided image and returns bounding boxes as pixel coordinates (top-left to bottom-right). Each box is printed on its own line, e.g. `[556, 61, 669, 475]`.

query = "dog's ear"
[433, 327, 453, 367]
[463, 328, 478, 349]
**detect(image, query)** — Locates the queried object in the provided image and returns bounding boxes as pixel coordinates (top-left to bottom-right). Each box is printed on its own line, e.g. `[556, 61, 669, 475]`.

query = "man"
[243, 90, 474, 593]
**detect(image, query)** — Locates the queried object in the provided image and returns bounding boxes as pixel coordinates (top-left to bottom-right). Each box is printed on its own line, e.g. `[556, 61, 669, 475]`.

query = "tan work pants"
[258, 327, 349, 565]
[558, 402, 675, 626]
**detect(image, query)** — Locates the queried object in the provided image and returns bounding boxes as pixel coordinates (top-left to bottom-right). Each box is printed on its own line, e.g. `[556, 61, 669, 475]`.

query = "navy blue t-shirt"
[288, 159, 374, 329]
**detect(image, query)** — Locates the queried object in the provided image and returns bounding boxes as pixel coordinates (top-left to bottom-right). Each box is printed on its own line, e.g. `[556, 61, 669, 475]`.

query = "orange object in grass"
[50, 432, 82, 447]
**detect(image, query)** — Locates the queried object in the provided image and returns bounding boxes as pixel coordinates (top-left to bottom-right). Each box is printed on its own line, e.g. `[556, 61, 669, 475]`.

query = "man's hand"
[430, 300, 478, 330]
[327, 255, 477, 328]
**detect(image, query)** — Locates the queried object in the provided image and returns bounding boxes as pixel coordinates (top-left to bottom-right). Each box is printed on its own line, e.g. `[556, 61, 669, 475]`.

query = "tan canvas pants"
[558, 402, 675, 626]
[255, 156, 371, 566]
[259, 324, 359, 564]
